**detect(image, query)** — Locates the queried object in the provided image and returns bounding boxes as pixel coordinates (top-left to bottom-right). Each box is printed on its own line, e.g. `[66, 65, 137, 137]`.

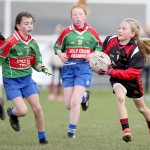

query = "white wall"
[1, 0, 150, 4]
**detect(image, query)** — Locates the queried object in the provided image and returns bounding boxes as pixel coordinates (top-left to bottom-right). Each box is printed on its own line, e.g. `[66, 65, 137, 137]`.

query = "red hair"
[71, 0, 88, 16]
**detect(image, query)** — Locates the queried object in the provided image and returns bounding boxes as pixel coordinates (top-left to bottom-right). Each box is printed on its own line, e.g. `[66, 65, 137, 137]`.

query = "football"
[89, 51, 111, 73]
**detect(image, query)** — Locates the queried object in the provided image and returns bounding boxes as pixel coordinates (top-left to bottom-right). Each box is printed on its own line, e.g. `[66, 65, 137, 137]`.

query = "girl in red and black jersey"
[102, 18, 150, 142]
[0, 33, 6, 120]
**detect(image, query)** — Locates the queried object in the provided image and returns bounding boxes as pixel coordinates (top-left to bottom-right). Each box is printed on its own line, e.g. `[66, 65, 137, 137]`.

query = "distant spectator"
[142, 23, 150, 98]
[48, 24, 65, 102]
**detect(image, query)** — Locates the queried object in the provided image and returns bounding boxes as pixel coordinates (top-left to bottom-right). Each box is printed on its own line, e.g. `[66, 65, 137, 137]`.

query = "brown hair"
[14, 12, 35, 31]
[122, 18, 150, 62]
[71, 0, 88, 16]
[137, 38, 150, 62]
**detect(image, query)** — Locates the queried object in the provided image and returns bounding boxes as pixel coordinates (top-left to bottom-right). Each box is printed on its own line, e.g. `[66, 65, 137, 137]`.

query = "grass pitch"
[0, 88, 150, 150]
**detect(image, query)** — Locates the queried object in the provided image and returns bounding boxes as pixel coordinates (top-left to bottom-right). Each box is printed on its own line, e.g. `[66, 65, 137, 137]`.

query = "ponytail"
[71, 0, 88, 16]
[137, 38, 150, 62]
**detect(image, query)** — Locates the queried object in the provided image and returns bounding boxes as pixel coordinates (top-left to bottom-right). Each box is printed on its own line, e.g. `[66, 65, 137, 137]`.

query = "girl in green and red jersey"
[54, 0, 102, 138]
[0, 12, 51, 144]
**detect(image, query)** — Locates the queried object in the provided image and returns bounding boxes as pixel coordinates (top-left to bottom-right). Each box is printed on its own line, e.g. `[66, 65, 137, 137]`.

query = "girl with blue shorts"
[0, 12, 51, 144]
[54, 0, 102, 138]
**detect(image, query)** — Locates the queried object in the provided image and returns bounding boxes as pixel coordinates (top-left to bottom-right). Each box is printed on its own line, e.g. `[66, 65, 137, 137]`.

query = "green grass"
[0, 88, 150, 150]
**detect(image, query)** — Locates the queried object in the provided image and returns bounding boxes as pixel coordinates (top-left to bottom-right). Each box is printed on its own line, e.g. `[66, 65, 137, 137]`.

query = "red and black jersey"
[102, 35, 144, 80]
[102, 35, 145, 98]
[0, 33, 5, 46]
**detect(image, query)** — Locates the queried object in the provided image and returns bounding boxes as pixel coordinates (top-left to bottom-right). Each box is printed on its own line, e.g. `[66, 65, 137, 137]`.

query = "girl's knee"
[117, 96, 125, 103]
[71, 100, 80, 108]
[137, 107, 146, 114]
[18, 108, 28, 117]
[65, 104, 71, 110]
[33, 106, 42, 114]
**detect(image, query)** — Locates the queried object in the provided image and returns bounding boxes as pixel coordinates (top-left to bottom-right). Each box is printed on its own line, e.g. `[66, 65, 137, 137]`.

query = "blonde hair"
[71, 0, 88, 16]
[123, 18, 150, 62]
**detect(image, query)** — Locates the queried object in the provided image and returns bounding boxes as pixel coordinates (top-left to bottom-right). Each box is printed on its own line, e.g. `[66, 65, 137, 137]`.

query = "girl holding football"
[54, 0, 102, 138]
[101, 18, 150, 142]
[0, 12, 51, 144]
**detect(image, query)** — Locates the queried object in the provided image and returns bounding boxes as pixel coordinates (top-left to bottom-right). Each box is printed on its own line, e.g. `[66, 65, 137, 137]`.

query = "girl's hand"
[85, 53, 93, 62]
[98, 65, 112, 75]
[57, 51, 68, 63]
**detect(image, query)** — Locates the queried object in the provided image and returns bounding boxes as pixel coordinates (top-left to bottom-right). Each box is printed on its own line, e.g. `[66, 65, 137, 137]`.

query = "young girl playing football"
[0, 12, 51, 144]
[54, 0, 102, 138]
[0, 33, 6, 120]
[101, 18, 150, 142]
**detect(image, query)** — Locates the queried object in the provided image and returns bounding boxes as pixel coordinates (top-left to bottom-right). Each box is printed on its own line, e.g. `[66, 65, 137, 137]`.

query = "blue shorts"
[3, 75, 40, 101]
[62, 60, 92, 88]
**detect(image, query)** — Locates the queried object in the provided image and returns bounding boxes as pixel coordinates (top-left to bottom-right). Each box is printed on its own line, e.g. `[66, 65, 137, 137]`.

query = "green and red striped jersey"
[0, 31, 42, 78]
[54, 23, 102, 59]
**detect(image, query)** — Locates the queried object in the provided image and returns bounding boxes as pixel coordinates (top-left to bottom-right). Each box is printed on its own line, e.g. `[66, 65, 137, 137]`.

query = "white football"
[89, 51, 111, 73]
